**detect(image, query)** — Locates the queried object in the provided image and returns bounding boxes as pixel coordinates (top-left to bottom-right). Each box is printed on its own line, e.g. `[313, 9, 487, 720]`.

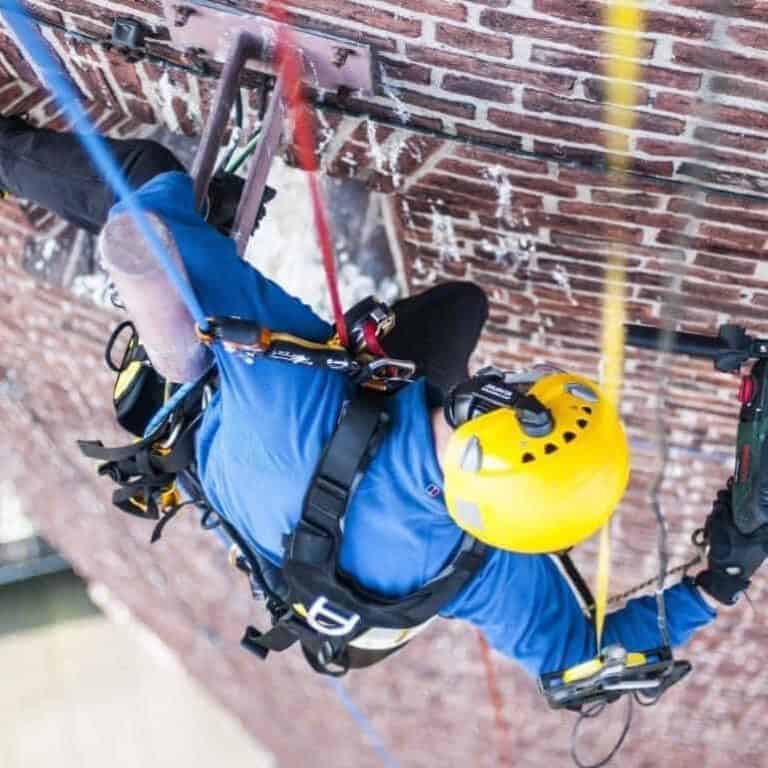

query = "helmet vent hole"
[581, 406, 593, 414]
[544, 443, 558, 454]
[577, 419, 588, 429]
[563, 431, 576, 443]
[522, 452, 536, 463]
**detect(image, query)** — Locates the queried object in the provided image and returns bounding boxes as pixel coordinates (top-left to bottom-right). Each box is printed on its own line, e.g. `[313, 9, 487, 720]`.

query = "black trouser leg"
[382, 281, 489, 403]
[0, 116, 184, 233]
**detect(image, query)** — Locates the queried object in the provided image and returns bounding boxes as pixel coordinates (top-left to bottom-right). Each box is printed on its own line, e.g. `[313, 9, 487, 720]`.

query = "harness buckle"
[305, 596, 361, 637]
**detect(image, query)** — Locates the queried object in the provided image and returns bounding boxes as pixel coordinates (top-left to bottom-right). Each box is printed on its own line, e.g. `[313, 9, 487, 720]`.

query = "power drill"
[625, 323, 768, 535]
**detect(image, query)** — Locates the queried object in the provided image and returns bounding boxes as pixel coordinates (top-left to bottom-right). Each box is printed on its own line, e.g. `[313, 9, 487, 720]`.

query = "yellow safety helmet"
[443, 371, 630, 553]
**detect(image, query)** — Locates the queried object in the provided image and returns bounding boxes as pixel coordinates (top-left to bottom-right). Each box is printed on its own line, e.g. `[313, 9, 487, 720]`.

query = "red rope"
[265, 1, 349, 348]
[477, 632, 512, 767]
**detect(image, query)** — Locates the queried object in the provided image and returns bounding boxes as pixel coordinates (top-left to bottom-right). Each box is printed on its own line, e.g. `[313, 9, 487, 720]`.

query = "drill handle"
[624, 324, 759, 372]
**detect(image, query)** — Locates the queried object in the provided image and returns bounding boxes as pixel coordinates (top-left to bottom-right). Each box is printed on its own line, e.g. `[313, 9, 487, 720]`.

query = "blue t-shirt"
[114, 172, 716, 677]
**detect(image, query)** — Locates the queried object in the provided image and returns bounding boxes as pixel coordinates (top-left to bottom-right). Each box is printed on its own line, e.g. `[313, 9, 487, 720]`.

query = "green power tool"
[625, 323, 768, 535]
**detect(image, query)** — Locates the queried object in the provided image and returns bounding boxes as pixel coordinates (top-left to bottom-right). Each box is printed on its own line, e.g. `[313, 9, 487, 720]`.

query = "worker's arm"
[440, 547, 715, 677]
[109, 170, 332, 342]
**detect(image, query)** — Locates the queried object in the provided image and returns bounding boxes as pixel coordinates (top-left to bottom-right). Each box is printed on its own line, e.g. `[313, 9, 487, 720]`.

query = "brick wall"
[2, 0, 768, 766]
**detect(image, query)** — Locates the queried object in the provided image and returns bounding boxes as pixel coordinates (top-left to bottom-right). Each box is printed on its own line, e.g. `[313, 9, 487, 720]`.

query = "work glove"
[206, 172, 276, 237]
[695, 482, 768, 605]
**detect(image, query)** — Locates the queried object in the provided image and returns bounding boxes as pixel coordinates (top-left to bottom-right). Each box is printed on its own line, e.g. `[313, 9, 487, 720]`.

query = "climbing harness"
[80, 293, 486, 674]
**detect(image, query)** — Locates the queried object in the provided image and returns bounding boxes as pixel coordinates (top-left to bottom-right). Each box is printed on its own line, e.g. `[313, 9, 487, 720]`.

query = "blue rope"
[1, 0, 209, 330]
[4, 9, 399, 765]
[326, 678, 401, 768]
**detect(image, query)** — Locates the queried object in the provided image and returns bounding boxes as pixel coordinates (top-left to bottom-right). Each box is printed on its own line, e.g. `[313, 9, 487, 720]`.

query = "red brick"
[694, 126, 768, 154]
[408, 184, 535, 213]
[276, 9, 398, 52]
[537, 241, 645, 269]
[97, 110, 131, 136]
[637, 286, 760, 318]
[674, 42, 768, 80]
[693, 253, 758, 276]
[654, 92, 768, 131]
[21, 2, 64, 25]
[380, 57, 432, 86]
[670, 0, 768, 22]
[488, 108, 628, 150]
[104, 55, 147, 100]
[351, 120, 395, 144]
[337, 94, 444, 132]
[558, 201, 688, 231]
[5, 88, 49, 118]
[524, 89, 685, 135]
[559, 168, 679, 195]
[704, 193, 768, 213]
[669, 198, 768, 233]
[435, 22, 513, 58]
[638, 138, 768, 176]
[36, 0, 118, 28]
[480, 11, 655, 58]
[125, 97, 156, 124]
[454, 145, 548, 175]
[533, 141, 675, 177]
[455, 123, 522, 150]
[419, 172, 508, 200]
[327, 141, 370, 178]
[441, 74, 515, 103]
[530, 46, 702, 91]
[110, 0, 163, 16]
[728, 24, 768, 50]
[277, 0, 424, 35]
[435, 159, 577, 198]
[592, 190, 661, 208]
[376, 0, 467, 19]
[679, 162, 768, 194]
[699, 224, 767, 250]
[396, 88, 475, 119]
[657, 230, 764, 260]
[710, 75, 768, 104]
[390, 135, 443, 178]
[406, 45, 574, 92]
[533, 0, 714, 39]
[584, 78, 650, 107]
[533, 213, 644, 243]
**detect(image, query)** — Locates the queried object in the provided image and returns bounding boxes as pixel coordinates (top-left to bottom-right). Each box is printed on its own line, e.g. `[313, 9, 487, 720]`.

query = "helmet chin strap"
[444, 366, 554, 437]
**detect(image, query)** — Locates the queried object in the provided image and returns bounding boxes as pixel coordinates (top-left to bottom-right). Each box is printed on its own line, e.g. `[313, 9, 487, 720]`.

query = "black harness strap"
[247, 392, 488, 672]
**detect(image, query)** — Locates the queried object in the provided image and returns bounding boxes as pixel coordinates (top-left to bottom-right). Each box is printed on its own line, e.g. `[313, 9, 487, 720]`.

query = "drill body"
[733, 358, 768, 535]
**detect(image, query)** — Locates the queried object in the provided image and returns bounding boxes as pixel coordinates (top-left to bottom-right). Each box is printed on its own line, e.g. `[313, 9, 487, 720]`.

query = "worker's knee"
[437, 281, 489, 326]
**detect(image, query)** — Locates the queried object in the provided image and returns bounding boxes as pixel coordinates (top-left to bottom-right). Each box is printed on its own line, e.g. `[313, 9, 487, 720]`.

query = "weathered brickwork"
[2, 1, 768, 766]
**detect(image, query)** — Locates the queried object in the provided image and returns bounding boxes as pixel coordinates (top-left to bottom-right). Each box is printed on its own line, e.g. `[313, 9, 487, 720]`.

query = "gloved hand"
[695, 482, 768, 605]
[206, 172, 276, 237]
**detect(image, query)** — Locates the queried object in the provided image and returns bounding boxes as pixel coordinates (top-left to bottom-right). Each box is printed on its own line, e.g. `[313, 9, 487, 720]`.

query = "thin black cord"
[570, 697, 633, 768]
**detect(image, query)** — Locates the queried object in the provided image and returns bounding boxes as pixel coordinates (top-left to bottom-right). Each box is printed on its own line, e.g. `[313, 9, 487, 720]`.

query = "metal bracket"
[162, 0, 376, 93]
[190, 31, 288, 255]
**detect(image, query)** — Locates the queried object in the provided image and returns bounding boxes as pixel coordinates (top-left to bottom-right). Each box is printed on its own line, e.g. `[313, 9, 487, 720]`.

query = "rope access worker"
[2, 113, 766, 679]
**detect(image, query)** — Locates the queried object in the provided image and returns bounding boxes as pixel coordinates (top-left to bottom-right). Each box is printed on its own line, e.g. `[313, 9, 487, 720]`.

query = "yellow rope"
[594, 0, 645, 648]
